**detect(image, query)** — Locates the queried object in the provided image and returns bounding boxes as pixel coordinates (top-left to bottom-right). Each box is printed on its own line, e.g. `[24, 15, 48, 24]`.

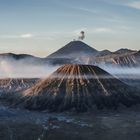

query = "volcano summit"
[47, 41, 98, 59]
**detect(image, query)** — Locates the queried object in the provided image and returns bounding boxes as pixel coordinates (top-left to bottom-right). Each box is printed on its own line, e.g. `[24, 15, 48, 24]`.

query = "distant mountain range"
[114, 48, 136, 54]
[0, 53, 76, 65]
[0, 53, 39, 60]
[0, 41, 139, 66]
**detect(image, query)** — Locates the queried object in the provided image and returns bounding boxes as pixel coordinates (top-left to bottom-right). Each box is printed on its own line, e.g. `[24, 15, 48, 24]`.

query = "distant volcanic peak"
[47, 41, 98, 58]
[65, 41, 97, 51]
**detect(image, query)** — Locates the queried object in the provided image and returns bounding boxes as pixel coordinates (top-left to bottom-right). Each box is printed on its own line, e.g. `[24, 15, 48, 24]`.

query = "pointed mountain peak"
[47, 41, 98, 58]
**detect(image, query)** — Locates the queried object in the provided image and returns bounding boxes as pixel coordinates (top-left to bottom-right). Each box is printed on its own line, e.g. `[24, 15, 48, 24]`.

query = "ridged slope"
[16, 64, 140, 112]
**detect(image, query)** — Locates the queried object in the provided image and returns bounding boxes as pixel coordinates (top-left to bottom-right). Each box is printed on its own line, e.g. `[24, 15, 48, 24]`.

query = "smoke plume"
[78, 31, 85, 40]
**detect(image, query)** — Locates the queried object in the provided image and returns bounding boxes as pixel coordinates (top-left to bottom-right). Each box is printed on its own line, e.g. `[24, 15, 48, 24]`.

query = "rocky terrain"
[0, 78, 39, 93]
[1, 105, 140, 140]
[96, 50, 140, 67]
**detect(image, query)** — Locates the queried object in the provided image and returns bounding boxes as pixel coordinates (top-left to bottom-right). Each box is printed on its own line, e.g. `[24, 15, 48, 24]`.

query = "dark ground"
[1, 104, 140, 140]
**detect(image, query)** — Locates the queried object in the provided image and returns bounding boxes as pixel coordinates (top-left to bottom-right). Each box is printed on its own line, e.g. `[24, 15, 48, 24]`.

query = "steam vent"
[17, 64, 140, 112]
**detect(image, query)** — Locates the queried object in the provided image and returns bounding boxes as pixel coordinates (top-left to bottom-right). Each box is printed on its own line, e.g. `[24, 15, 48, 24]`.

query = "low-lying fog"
[0, 59, 59, 78]
[0, 59, 140, 79]
[100, 65, 140, 79]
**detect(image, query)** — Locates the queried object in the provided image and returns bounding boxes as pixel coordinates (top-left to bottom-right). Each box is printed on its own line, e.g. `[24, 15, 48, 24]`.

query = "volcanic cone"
[16, 64, 140, 112]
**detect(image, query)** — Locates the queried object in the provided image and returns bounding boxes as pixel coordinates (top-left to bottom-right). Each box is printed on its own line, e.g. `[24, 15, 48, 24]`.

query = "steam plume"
[78, 31, 85, 40]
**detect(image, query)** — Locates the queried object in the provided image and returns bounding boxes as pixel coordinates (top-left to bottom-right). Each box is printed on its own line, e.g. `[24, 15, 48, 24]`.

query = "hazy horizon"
[0, 40, 139, 58]
[0, 0, 140, 57]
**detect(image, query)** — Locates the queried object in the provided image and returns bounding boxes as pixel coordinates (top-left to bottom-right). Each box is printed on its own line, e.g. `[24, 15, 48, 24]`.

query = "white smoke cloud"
[125, 1, 140, 10]
[0, 56, 140, 81]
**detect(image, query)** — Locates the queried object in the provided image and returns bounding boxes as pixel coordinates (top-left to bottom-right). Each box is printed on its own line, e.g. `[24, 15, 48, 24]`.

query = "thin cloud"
[20, 33, 33, 38]
[0, 33, 34, 39]
[126, 1, 140, 10]
[74, 7, 97, 14]
[105, 0, 140, 10]
[94, 28, 113, 33]
[0, 33, 56, 40]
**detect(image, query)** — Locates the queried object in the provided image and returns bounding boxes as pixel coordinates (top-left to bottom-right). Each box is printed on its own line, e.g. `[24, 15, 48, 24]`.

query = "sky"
[0, 0, 140, 57]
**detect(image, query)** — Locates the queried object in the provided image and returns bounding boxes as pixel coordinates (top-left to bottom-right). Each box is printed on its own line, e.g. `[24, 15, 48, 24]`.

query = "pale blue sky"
[0, 0, 140, 57]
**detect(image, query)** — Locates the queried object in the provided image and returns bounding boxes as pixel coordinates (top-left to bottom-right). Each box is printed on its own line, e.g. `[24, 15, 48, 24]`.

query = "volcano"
[46, 41, 140, 66]
[47, 41, 98, 59]
[46, 41, 98, 65]
[14, 64, 140, 112]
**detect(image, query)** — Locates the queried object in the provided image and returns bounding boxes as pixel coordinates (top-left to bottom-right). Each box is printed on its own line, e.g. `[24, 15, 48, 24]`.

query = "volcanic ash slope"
[15, 64, 140, 112]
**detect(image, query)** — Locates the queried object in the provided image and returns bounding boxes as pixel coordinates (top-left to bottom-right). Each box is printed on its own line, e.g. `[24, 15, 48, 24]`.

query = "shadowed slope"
[15, 64, 140, 112]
